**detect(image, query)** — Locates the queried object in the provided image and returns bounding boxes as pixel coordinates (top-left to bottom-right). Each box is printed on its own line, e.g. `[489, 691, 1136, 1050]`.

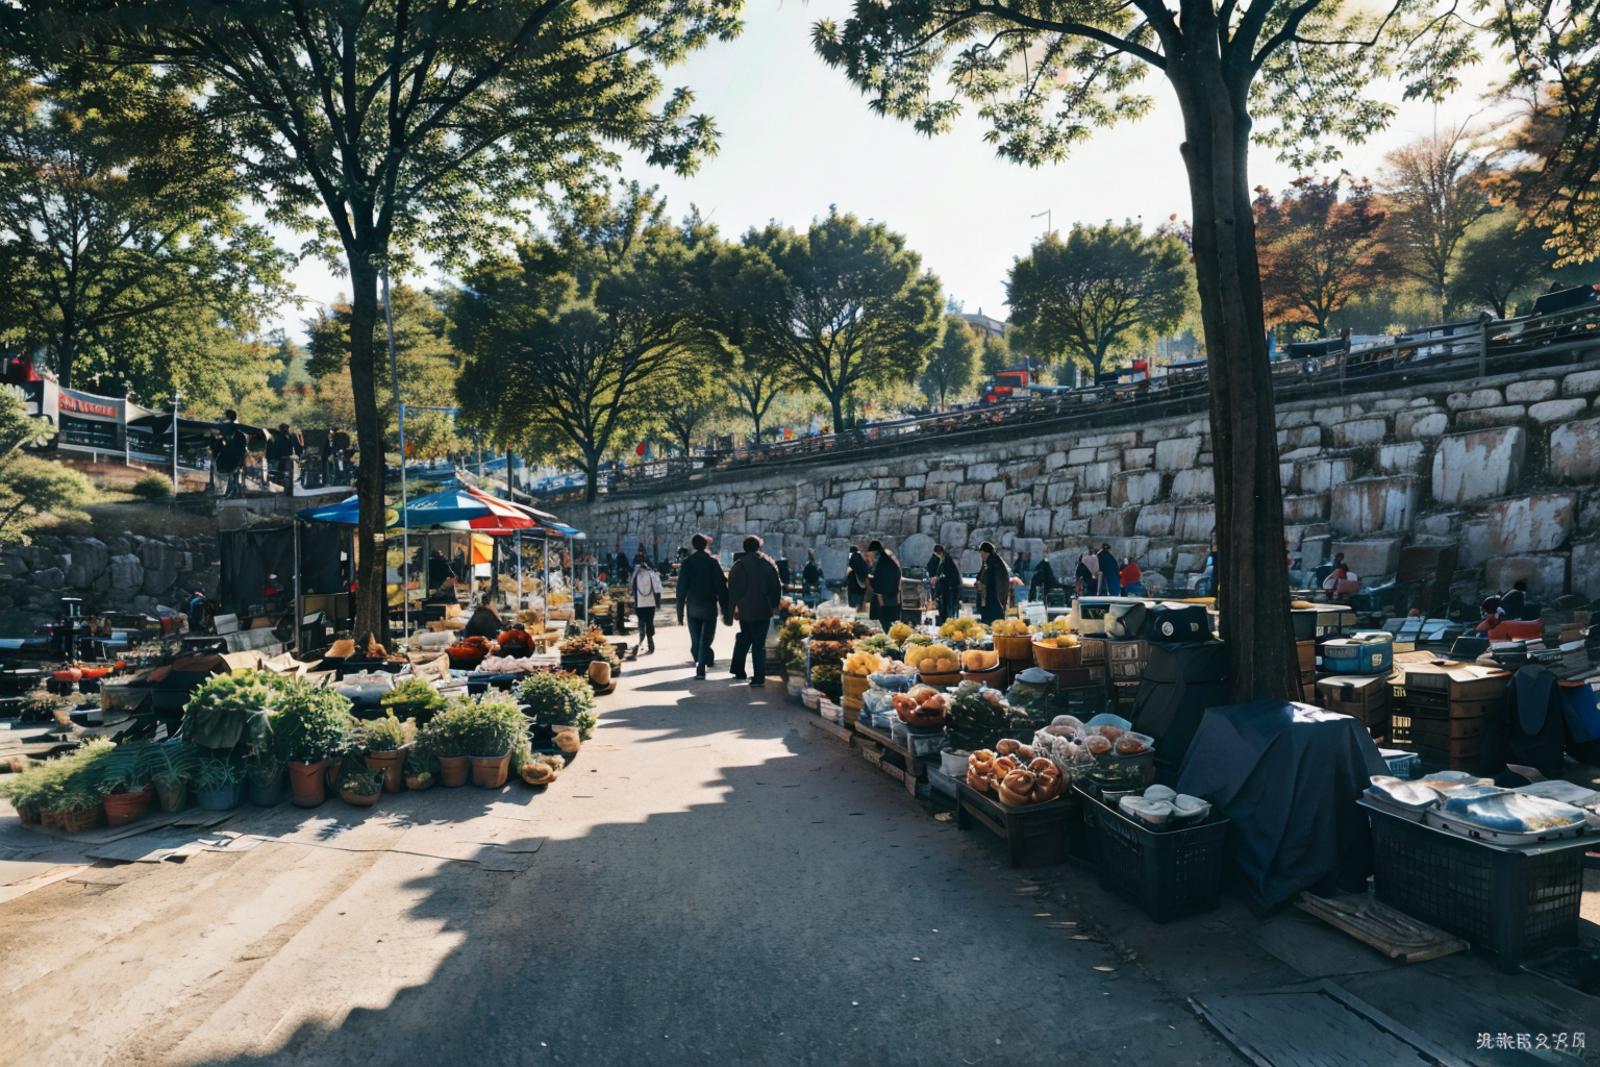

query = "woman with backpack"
[631, 557, 664, 655]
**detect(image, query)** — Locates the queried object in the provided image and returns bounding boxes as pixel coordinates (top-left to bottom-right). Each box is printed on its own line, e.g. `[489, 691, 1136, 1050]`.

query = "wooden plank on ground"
[1296, 891, 1468, 964]
[1191, 982, 1468, 1067]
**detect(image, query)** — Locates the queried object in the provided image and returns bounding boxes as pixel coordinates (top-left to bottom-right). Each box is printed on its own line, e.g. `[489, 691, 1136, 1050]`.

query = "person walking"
[728, 536, 783, 685]
[801, 550, 823, 605]
[931, 544, 962, 623]
[1075, 547, 1099, 597]
[677, 533, 730, 679]
[866, 540, 902, 627]
[1028, 556, 1059, 602]
[674, 545, 690, 624]
[846, 546, 870, 611]
[1096, 543, 1122, 596]
[630, 557, 664, 654]
[975, 541, 1011, 624]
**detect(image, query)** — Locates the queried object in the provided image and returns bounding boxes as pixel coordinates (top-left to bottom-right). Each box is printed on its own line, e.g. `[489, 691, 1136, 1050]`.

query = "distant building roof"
[961, 310, 1006, 338]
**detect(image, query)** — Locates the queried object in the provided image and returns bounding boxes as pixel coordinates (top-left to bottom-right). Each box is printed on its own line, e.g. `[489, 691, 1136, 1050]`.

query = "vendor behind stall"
[425, 575, 459, 604]
[495, 622, 534, 656]
[462, 603, 504, 639]
[1322, 563, 1360, 603]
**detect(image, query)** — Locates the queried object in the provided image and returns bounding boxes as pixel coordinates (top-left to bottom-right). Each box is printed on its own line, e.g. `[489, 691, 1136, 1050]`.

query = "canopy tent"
[298, 495, 361, 525]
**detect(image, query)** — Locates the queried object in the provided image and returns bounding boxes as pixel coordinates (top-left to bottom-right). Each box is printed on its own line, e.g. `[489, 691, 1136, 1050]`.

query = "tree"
[920, 315, 979, 408]
[18, 0, 740, 639]
[1006, 222, 1191, 381]
[1482, 0, 1600, 266]
[1382, 128, 1494, 319]
[0, 390, 91, 545]
[1253, 175, 1389, 334]
[452, 185, 703, 502]
[735, 210, 942, 432]
[982, 333, 1011, 378]
[654, 373, 726, 454]
[694, 240, 794, 443]
[1448, 209, 1557, 318]
[0, 63, 287, 396]
[812, 0, 1470, 701]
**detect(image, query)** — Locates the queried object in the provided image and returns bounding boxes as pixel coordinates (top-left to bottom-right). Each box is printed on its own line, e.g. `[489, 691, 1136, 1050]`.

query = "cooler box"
[1139, 602, 1211, 643]
[1321, 633, 1393, 676]
[1070, 597, 1150, 636]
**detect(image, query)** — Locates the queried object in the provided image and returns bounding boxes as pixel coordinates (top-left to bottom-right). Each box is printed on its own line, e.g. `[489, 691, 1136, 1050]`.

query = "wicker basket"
[961, 663, 1009, 686]
[1031, 638, 1084, 671]
[842, 672, 871, 702]
[916, 670, 961, 689]
[993, 634, 1035, 662]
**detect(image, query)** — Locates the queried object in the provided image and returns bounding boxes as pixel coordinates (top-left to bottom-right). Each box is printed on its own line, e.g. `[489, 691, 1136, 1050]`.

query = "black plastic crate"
[1083, 791, 1228, 922]
[1365, 802, 1587, 971]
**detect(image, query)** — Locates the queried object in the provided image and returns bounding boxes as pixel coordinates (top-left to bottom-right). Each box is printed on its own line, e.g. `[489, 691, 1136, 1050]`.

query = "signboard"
[56, 387, 126, 453]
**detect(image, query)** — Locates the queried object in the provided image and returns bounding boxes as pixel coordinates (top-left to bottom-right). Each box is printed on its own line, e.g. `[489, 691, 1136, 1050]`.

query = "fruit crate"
[1082, 789, 1228, 922]
[1363, 800, 1588, 971]
[955, 781, 1075, 868]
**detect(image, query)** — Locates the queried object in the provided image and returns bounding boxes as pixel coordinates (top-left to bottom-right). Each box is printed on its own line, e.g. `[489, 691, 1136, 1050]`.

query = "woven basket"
[1031, 638, 1084, 670]
[916, 670, 961, 689]
[842, 672, 871, 702]
[993, 634, 1035, 662]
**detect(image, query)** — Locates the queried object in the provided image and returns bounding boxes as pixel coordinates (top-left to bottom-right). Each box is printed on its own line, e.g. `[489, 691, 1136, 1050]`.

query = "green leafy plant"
[338, 766, 384, 796]
[459, 696, 528, 757]
[379, 679, 445, 724]
[271, 679, 355, 763]
[98, 741, 158, 795]
[194, 756, 243, 791]
[130, 473, 174, 501]
[182, 672, 282, 753]
[22, 687, 73, 722]
[52, 786, 103, 814]
[403, 746, 438, 778]
[415, 702, 472, 759]
[360, 713, 411, 753]
[147, 740, 198, 791]
[516, 671, 597, 739]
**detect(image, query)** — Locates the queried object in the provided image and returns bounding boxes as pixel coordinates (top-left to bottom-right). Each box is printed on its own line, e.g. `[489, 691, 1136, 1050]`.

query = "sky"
[272, 1, 1508, 336]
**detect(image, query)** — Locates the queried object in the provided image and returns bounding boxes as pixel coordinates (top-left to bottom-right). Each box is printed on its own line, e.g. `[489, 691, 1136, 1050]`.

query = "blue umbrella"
[297, 495, 361, 524]
[401, 487, 535, 528]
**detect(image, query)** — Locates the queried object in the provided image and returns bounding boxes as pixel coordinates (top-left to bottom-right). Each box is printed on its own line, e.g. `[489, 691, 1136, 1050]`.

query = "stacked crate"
[1315, 674, 1392, 741]
[1082, 636, 1144, 715]
[1296, 639, 1317, 701]
[1392, 662, 1511, 771]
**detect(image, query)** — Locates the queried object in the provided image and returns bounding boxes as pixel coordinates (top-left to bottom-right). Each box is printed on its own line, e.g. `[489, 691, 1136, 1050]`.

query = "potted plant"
[244, 749, 286, 806]
[380, 678, 446, 726]
[417, 701, 473, 787]
[148, 740, 197, 812]
[338, 765, 384, 807]
[51, 786, 106, 833]
[194, 756, 245, 810]
[272, 680, 355, 807]
[402, 747, 435, 791]
[181, 672, 280, 754]
[360, 713, 412, 793]
[516, 671, 598, 741]
[98, 742, 157, 827]
[464, 697, 527, 789]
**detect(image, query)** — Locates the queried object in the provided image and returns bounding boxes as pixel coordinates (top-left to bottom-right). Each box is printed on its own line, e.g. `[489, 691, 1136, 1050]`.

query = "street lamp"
[1031, 209, 1052, 236]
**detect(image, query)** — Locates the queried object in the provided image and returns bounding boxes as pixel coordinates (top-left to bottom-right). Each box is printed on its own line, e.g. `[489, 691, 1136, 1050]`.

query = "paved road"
[0, 623, 1237, 1066]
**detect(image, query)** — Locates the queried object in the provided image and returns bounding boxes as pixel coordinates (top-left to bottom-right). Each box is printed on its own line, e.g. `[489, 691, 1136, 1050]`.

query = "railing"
[532, 299, 1600, 503]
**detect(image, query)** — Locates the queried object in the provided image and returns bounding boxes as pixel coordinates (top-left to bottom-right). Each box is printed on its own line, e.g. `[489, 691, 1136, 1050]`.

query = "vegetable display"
[843, 650, 886, 675]
[938, 618, 987, 644]
[990, 618, 1033, 636]
[905, 643, 958, 674]
[945, 681, 1032, 753]
[890, 685, 948, 729]
[966, 740, 1064, 806]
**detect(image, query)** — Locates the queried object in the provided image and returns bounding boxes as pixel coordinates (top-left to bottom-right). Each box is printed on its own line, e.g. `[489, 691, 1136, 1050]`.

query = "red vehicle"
[980, 368, 1033, 405]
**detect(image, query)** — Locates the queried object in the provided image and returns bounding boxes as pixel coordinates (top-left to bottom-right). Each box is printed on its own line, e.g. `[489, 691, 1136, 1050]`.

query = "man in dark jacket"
[1029, 557, 1059, 602]
[728, 535, 783, 685]
[846, 546, 870, 610]
[677, 533, 731, 679]
[1096, 543, 1122, 596]
[867, 540, 902, 626]
[932, 544, 962, 624]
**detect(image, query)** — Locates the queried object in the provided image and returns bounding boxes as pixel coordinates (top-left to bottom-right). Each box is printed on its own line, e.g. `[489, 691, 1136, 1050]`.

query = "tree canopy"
[1006, 222, 1191, 382]
[1382, 128, 1493, 319]
[0, 389, 90, 545]
[0, 63, 288, 398]
[1254, 176, 1389, 334]
[919, 315, 979, 408]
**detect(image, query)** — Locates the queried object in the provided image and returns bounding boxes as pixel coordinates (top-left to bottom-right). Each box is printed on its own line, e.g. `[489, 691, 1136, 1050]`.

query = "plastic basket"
[1084, 794, 1228, 922]
[1381, 750, 1421, 779]
[1365, 802, 1586, 970]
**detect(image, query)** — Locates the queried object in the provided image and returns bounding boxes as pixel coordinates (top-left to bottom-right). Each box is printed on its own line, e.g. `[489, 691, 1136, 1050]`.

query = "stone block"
[1417, 512, 1460, 538]
[1506, 379, 1557, 403]
[1045, 480, 1076, 507]
[1486, 492, 1576, 555]
[1297, 457, 1355, 495]
[1000, 491, 1030, 522]
[1175, 505, 1215, 543]
[1332, 475, 1420, 536]
[64, 537, 109, 589]
[983, 481, 1007, 502]
[1376, 442, 1426, 475]
[1562, 369, 1600, 398]
[954, 483, 983, 504]
[840, 488, 877, 515]
[1154, 436, 1202, 471]
[1045, 451, 1068, 471]
[1394, 410, 1448, 441]
[966, 462, 999, 482]
[108, 554, 143, 592]
[1283, 493, 1330, 524]
[938, 520, 968, 549]
[1331, 538, 1404, 577]
[1446, 387, 1502, 411]
[1549, 417, 1600, 482]
[1333, 418, 1389, 447]
[1300, 535, 1331, 570]
[1484, 555, 1569, 600]
[1134, 503, 1176, 537]
[1170, 468, 1214, 500]
[1089, 508, 1137, 538]
[900, 532, 934, 565]
[1123, 447, 1154, 469]
[1074, 492, 1109, 518]
[1023, 508, 1053, 538]
[1278, 409, 1314, 428]
[1572, 541, 1600, 599]
[1458, 518, 1494, 568]
[1174, 544, 1212, 574]
[1278, 425, 1323, 450]
[1530, 398, 1588, 424]
[1075, 461, 1113, 492]
[1108, 469, 1162, 508]
[1067, 446, 1096, 465]
[1455, 404, 1525, 429]
[1432, 427, 1526, 504]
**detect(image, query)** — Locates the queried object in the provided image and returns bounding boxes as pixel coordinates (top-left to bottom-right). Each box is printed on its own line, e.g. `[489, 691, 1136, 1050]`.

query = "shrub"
[403, 746, 437, 777]
[148, 740, 198, 790]
[360, 713, 412, 753]
[98, 741, 159, 794]
[338, 766, 383, 796]
[194, 756, 243, 791]
[515, 671, 597, 739]
[462, 696, 527, 757]
[379, 678, 446, 724]
[416, 701, 473, 759]
[130, 473, 174, 500]
[271, 679, 355, 763]
[183, 672, 283, 753]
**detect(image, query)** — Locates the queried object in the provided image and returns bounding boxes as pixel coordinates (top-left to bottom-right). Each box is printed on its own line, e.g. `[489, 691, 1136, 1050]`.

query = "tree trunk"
[1169, 57, 1299, 703]
[347, 255, 391, 645]
[583, 447, 599, 503]
[829, 392, 844, 434]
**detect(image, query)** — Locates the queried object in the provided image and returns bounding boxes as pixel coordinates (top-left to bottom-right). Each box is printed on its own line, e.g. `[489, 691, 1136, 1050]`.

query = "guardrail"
[534, 300, 1600, 504]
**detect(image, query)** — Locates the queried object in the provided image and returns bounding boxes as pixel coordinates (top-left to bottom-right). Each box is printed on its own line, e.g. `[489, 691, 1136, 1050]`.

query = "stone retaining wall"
[570, 364, 1600, 602]
[0, 532, 219, 633]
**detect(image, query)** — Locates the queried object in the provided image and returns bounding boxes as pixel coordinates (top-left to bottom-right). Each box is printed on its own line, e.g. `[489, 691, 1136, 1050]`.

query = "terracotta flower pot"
[288, 760, 329, 807]
[154, 780, 188, 813]
[587, 659, 612, 689]
[404, 773, 434, 792]
[15, 801, 42, 826]
[364, 750, 406, 794]
[469, 753, 510, 789]
[437, 754, 470, 788]
[102, 786, 154, 827]
[56, 806, 104, 833]
[339, 786, 380, 808]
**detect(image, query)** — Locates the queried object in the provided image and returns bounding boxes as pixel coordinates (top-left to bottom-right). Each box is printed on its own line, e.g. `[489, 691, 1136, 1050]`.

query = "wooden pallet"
[1295, 891, 1467, 964]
